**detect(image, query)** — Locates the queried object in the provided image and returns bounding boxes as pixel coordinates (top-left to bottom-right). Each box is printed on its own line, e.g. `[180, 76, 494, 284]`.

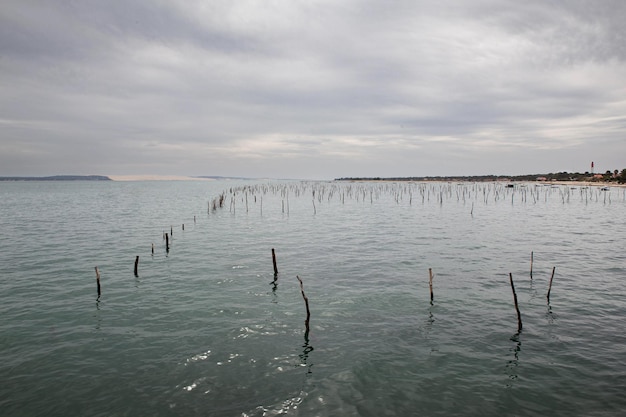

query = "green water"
[1, 180, 625, 416]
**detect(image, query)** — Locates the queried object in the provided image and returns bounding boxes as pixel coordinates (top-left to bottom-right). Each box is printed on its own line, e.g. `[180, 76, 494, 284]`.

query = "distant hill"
[0, 175, 111, 181]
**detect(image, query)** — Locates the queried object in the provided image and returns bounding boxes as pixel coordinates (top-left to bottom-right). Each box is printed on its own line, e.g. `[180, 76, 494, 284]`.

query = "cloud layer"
[1, 0, 625, 179]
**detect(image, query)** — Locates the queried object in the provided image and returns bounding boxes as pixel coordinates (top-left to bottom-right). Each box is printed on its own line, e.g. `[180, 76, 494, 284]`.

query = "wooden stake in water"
[530, 251, 534, 279]
[296, 275, 311, 335]
[165, 233, 169, 252]
[134, 256, 139, 277]
[272, 248, 278, 277]
[429, 268, 434, 304]
[509, 273, 523, 332]
[151, 243, 154, 256]
[95, 267, 101, 298]
[547, 266, 556, 302]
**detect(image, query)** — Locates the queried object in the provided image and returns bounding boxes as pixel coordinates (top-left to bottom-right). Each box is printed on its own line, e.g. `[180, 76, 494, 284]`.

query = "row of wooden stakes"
[509, 251, 557, 333]
[92, 247, 313, 337]
[94, 247, 555, 335]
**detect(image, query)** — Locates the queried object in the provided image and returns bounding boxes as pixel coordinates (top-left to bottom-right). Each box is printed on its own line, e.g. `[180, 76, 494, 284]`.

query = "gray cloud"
[1, 0, 625, 179]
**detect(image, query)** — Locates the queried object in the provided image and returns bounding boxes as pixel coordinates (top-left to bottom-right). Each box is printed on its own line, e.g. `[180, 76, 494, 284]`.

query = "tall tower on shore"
[591, 161, 594, 174]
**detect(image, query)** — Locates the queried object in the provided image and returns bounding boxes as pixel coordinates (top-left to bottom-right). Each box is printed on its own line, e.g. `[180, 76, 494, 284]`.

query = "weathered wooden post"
[509, 273, 522, 332]
[134, 256, 139, 277]
[547, 267, 556, 302]
[95, 267, 101, 298]
[297, 276, 311, 336]
[272, 248, 278, 277]
[429, 268, 434, 304]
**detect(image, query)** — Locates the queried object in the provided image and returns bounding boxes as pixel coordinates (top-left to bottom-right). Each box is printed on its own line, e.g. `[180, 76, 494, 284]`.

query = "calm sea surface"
[1, 180, 625, 417]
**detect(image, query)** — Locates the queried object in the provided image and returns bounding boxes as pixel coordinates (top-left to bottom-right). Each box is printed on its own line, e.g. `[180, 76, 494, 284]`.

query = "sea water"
[1, 180, 625, 416]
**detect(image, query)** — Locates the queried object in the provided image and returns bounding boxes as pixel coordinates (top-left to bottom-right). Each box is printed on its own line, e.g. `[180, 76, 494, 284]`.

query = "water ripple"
[1, 181, 625, 416]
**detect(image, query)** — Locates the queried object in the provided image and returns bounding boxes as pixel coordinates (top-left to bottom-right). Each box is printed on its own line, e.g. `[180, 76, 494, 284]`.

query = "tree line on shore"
[337, 168, 626, 184]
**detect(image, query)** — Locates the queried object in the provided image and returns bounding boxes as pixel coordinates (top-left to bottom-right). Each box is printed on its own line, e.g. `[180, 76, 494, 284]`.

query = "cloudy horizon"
[1, 0, 625, 180]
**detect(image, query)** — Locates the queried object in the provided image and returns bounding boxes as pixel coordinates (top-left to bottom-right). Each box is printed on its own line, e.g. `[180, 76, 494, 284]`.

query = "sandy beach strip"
[543, 180, 626, 188]
[108, 175, 215, 181]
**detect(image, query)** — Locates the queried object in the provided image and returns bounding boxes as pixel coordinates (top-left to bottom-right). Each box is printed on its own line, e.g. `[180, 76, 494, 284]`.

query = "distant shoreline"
[336, 177, 626, 187]
[0, 175, 233, 181]
[1, 175, 624, 187]
[336, 179, 626, 188]
[108, 175, 214, 181]
[0, 175, 111, 181]
[543, 180, 626, 188]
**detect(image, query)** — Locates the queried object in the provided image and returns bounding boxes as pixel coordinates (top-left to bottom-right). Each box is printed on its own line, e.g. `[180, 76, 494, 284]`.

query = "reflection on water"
[299, 337, 314, 374]
[506, 333, 522, 386]
[546, 303, 557, 325]
[270, 279, 278, 300]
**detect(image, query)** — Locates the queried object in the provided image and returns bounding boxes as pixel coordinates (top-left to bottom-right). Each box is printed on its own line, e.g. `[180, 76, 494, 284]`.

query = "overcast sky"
[1, 0, 625, 179]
